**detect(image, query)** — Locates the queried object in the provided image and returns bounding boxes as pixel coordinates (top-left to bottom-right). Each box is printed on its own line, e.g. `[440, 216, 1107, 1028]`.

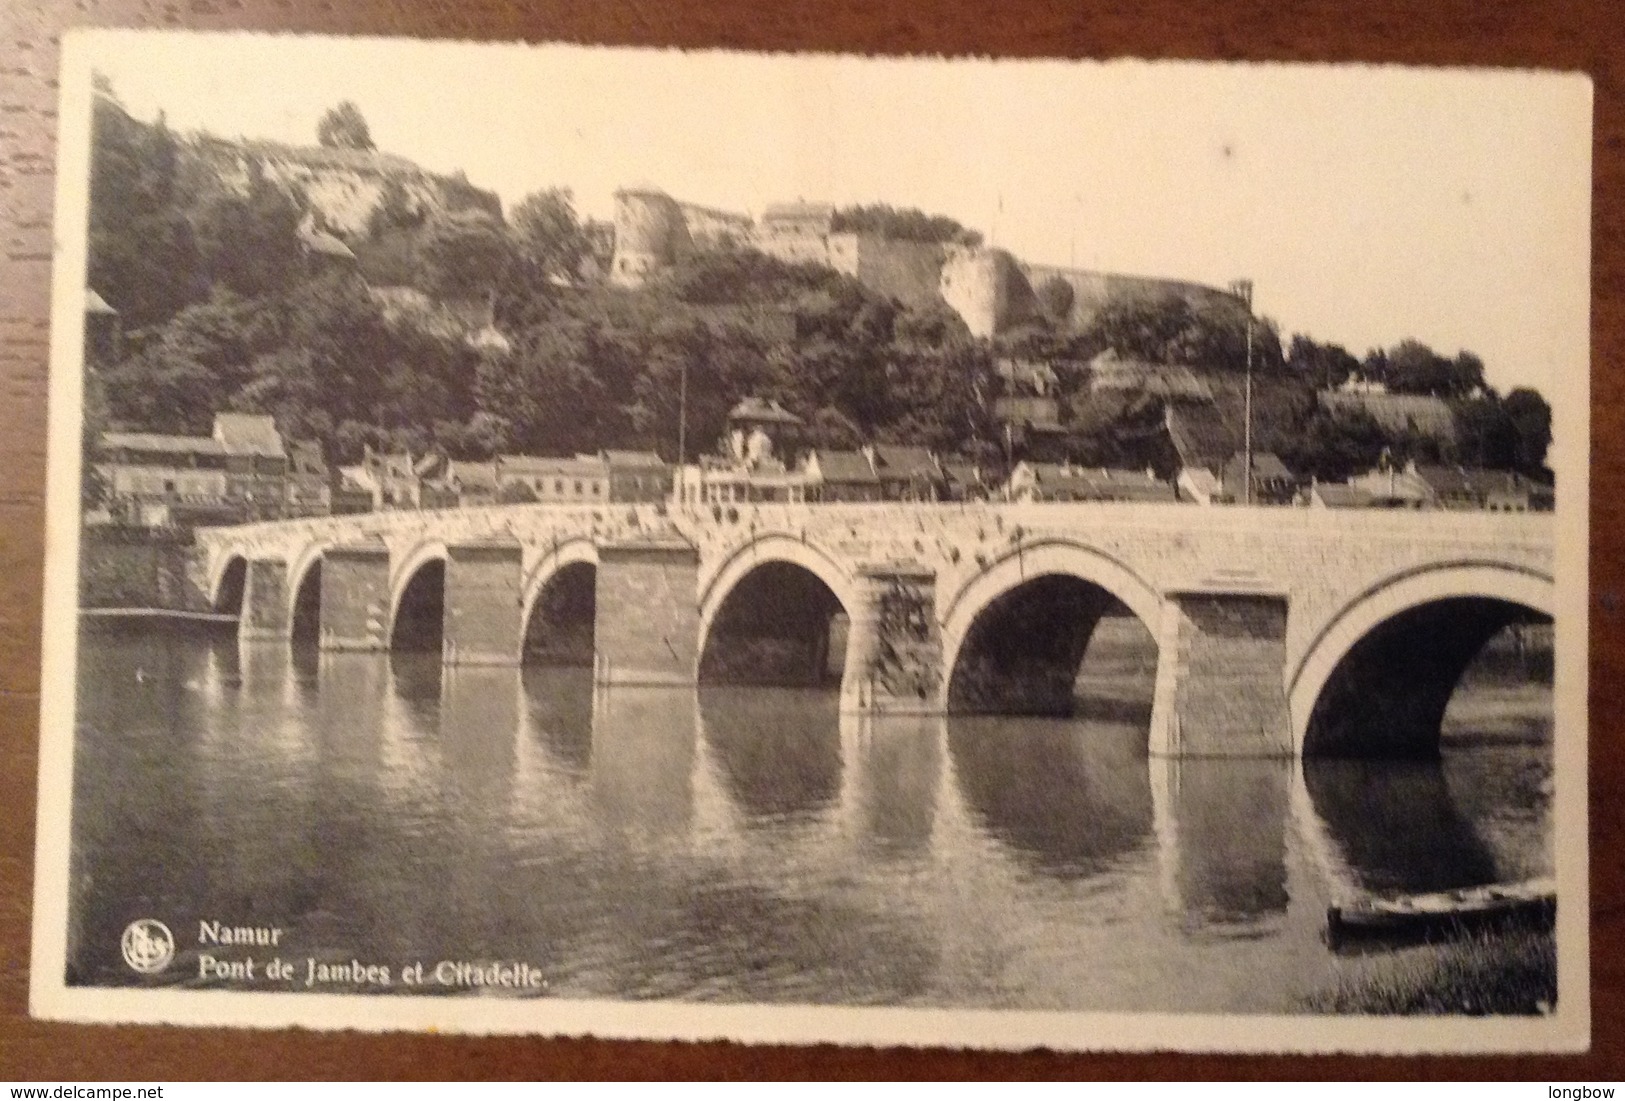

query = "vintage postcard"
[30, 31, 1592, 1052]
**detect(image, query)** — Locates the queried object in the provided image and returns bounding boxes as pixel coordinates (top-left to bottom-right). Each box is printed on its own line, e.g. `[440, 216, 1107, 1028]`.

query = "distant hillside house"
[601, 449, 673, 503]
[1411, 463, 1551, 512]
[97, 413, 304, 528]
[445, 460, 500, 507]
[285, 440, 331, 518]
[1005, 462, 1174, 504]
[939, 459, 988, 502]
[494, 455, 609, 503]
[1164, 404, 1241, 475]
[1219, 451, 1297, 506]
[680, 455, 813, 506]
[724, 396, 803, 467]
[1308, 482, 1376, 509]
[338, 446, 420, 511]
[869, 444, 942, 502]
[1340, 459, 1550, 512]
[802, 449, 882, 503]
[1176, 466, 1229, 506]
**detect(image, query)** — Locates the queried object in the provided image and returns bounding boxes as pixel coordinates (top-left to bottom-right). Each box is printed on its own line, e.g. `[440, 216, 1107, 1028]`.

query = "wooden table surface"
[0, 0, 1620, 1079]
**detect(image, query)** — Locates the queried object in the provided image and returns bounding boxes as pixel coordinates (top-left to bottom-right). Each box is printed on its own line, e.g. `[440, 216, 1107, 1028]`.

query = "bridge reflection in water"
[68, 620, 1552, 1010]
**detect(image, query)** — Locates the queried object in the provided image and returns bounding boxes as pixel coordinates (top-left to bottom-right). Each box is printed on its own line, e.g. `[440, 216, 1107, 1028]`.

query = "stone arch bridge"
[195, 501, 1554, 758]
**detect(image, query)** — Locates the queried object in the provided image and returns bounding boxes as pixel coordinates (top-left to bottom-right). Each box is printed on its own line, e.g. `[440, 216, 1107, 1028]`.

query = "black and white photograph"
[29, 32, 1591, 1052]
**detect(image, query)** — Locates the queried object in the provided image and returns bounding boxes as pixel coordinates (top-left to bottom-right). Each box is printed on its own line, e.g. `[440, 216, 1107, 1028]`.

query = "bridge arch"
[387, 540, 449, 653]
[517, 539, 600, 664]
[208, 550, 251, 613]
[697, 535, 859, 687]
[940, 540, 1164, 714]
[1289, 561, 1555, 756]
[285, 543, 331, 644]
[697, 535, 860, 661]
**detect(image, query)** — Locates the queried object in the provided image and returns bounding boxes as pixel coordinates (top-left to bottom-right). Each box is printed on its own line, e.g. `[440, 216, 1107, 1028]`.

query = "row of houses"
[339, 447, 674, 511]
[90, 416, 678, 530]
[93, 414, 330, 528]
[92, 403, 1552, 536]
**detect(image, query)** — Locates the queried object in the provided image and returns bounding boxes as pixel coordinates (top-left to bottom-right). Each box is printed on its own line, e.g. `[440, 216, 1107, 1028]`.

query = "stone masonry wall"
[1151, 593, 1291, 757]
[594, 541, 700, 685]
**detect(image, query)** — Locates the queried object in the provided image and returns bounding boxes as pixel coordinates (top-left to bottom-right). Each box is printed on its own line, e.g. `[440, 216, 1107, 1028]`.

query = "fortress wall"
[679, 202, 753, 249]
[941, 248, 1040, 337]
[1024, 263, 1246, 331]
[611, 190, 692, 287]
[756, 226, 834, 267]
[842, 235, 947, 310]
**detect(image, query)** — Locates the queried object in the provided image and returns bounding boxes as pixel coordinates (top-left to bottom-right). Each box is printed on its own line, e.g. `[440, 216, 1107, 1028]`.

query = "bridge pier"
[442, 541, 523, 665]
[840, 562, 942, 714]
[593, 538, 700, 686]
[1149, 587, 1292, 757]
[318, 541, 391, 652]
[240, 558, 290, 640]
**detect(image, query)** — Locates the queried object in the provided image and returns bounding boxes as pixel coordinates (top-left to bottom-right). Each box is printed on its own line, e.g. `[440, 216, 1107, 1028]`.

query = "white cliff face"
[192, 138, 498, 239]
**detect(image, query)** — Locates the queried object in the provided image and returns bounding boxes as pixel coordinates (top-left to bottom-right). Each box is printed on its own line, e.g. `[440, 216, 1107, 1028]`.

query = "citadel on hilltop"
[608, 187, 1244, 339]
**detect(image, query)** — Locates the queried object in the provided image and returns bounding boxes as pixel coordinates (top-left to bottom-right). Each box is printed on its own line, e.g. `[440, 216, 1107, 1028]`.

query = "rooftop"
[810, 449, 878, 484]
[601, 449, 668, 469]
[728, 396, 803, 427]
[213, 414, 286, 458]
[1221, 451, 1294, 483]
[102, 431, 224, 456]
[871, 444, 937, 479]
[497, 454, 608, 477]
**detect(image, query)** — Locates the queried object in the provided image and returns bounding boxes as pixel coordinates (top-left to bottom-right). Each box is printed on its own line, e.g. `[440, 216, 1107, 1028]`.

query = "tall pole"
[1231, 279, 1255, 507]
[676, 357, 689, 470]
[1244, 308, 1254, 506]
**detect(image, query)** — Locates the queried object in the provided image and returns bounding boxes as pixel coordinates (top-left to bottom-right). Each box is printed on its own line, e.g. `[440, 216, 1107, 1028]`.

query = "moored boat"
[1326, 878, 1556, 943]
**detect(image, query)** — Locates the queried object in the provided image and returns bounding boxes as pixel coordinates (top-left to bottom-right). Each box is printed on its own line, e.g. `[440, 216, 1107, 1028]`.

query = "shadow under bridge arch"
[519, 540, 600, 665]
[941, 540, 1163, 719]
[209, 552, 249, 615]
[697, 536, 858, 688]
[1290, 563, 1555, 758]
[388, 542, 448, 654]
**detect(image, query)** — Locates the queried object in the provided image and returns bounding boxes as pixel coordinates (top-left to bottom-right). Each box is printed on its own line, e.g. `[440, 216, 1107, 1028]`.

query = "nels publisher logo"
[120, 919, 175, 974]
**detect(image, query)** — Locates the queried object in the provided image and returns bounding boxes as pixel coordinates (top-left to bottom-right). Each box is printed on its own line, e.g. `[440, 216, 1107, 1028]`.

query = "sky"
[72, 32, 1591, 400]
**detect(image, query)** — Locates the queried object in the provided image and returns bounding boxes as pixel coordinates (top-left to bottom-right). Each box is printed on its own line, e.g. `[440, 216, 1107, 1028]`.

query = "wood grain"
[0, 0, 1620, 1078]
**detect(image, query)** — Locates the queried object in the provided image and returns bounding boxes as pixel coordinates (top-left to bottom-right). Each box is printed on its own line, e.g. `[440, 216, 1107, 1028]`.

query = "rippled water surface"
[67, 621, 1553, 1012]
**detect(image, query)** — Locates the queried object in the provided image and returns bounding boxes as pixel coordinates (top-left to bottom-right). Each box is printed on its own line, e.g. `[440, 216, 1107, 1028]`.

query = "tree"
[317, 101, 375, 151]
[1382, 340, 1486, 398]
[194, 158, 304, 299]
[1451, 395, 1517, 470]
[1503, 387, 1553, 475]
[830, 204, 981, 246]
[1286, 334, 1360, 391]
[1273, 406, 1390, 481]
[510, 188, 588, 286]
[415, 210, 516, 302]
[1035, 276, 1075, 323]
[87, 97, 203, 328]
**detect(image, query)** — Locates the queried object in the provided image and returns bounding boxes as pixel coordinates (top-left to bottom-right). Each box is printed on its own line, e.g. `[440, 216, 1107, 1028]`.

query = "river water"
[66, 619, 1552, 1012]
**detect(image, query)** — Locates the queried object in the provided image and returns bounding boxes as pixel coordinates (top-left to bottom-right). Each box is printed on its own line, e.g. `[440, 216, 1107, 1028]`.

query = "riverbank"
[81, 608, 238, 624]
[1304, 921, 1556, 1015]
[79, 526, 210, 612]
